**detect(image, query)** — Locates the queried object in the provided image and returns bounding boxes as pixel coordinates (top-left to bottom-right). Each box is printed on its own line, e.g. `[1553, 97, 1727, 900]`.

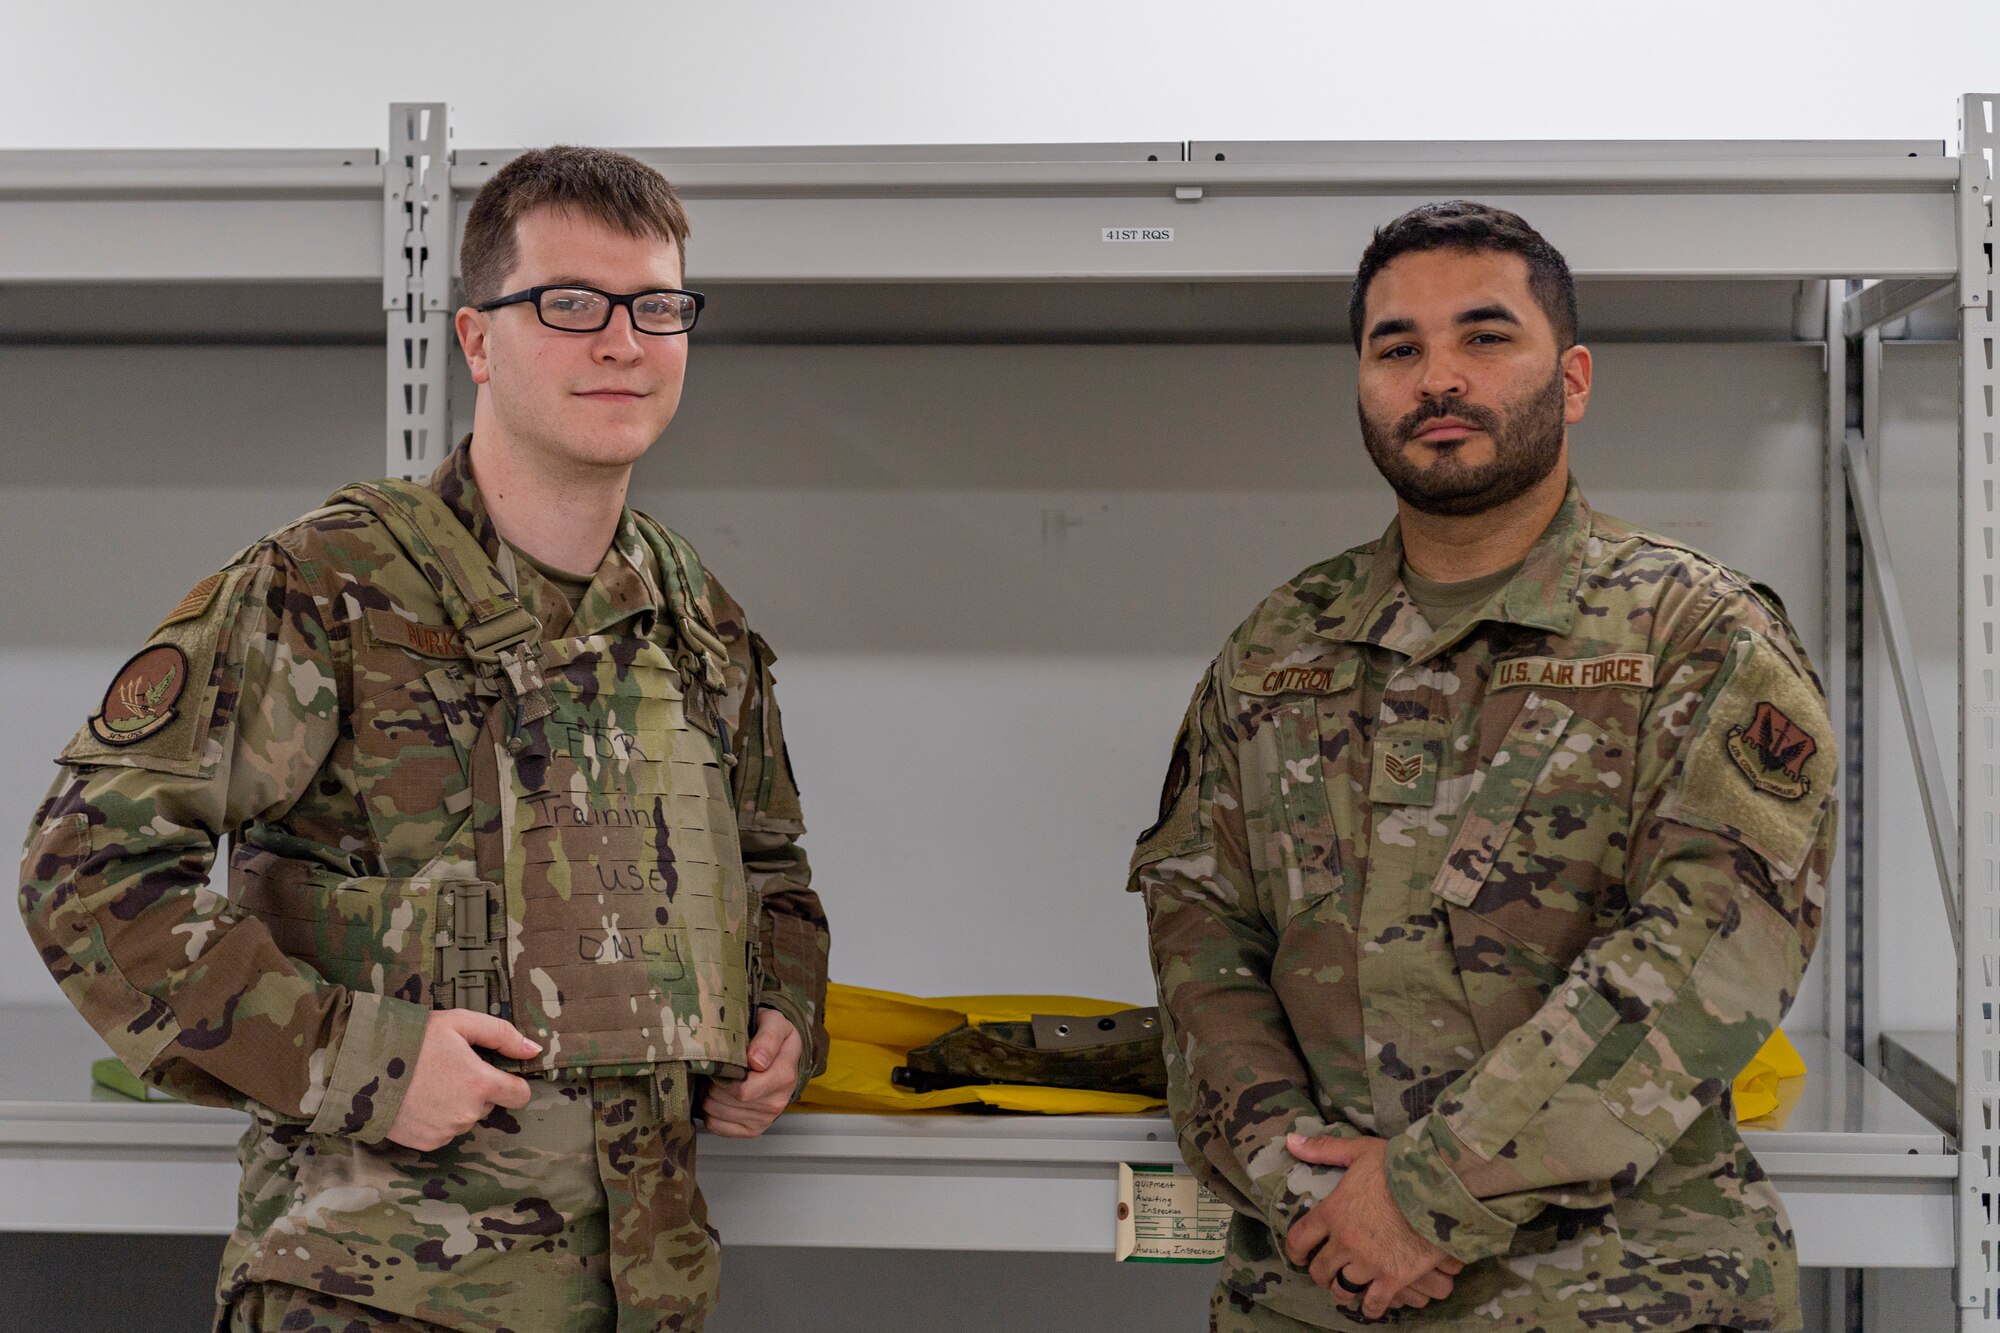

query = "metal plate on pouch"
[1031, 1007, 1161, 1051]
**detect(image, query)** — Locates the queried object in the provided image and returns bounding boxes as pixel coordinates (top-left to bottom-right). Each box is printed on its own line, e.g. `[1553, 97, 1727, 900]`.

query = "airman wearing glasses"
[20, 146, 829, 1332]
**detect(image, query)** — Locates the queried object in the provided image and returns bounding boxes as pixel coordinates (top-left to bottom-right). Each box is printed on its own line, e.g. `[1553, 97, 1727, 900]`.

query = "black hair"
[1349, 200, 1578, 351]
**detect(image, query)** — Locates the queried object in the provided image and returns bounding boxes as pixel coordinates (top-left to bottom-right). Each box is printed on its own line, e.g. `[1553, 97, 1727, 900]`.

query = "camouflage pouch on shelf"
[894, 1006, 1167, 1096]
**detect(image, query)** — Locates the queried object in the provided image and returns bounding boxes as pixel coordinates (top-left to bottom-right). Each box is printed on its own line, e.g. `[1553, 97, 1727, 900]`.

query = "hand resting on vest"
[387, 1009, 542, 1151]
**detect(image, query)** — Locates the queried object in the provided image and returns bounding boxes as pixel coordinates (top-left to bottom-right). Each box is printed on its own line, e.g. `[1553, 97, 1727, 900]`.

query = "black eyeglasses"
[475, 284, 705, 335]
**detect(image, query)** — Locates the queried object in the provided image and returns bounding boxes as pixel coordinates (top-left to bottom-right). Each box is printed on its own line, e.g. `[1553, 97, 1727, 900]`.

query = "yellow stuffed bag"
[800, 982, 1806, 1123]
[799, 983, 1165, 1114]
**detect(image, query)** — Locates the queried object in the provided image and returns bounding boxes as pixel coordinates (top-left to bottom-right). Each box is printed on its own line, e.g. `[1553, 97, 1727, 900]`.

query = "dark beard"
[1358, 363, 1567, 518]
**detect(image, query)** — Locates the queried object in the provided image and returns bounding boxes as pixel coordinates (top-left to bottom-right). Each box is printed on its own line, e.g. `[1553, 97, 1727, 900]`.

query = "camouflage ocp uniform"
[1134, 484, 1833, 1332]
[19, 441, 830, 1332]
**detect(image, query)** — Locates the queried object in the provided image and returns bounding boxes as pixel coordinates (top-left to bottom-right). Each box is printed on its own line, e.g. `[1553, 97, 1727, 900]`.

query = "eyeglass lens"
[536, 287, 697, 334]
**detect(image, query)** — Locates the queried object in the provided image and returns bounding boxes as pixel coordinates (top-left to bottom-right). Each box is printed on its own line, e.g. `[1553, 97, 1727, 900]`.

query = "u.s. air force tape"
[1492, 653, 1655, 692]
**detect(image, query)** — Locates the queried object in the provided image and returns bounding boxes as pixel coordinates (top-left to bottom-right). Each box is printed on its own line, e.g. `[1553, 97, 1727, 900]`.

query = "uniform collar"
[428, 436, 505, 563]
[427, 436, 665, 639]
[1312, 480, 1589, 655]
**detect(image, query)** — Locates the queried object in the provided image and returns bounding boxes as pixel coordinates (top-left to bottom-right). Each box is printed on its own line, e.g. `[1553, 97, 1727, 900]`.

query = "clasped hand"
[1282, 1133, 1465, 1320]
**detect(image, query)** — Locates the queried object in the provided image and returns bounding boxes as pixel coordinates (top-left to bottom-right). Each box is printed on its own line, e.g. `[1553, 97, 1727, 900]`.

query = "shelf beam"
[448, 154, 1960, 197]
[1844, 278, 1958, 338]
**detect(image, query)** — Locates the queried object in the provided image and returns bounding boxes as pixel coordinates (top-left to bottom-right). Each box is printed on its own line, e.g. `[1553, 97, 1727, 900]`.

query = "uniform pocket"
[353, 662, 481, 868]
[1429, 693, 1573, 911]
[231, 850, 443, 1007]
[1245, 696, 1352, 927]
[1428, 694, 1590, 1048]
[1441, 981, 1623, 1161]
[1429, 694, 1617, 967]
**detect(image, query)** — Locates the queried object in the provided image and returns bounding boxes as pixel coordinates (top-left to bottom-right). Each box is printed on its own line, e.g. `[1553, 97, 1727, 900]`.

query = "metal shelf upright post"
[385, 102, 452, 481]
[1956, 92, 2000, 1327]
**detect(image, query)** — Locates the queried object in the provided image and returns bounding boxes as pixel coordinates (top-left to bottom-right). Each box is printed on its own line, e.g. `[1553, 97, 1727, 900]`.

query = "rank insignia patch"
[1726, 700, 1817, 801]
[88, 644, 189, 746]
[1370, 734, 1438, 806]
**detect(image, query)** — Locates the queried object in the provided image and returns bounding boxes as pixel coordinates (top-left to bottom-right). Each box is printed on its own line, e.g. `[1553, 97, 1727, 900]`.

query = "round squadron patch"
[1726, 700, 1817, 801]
[88, 644, 189, 746]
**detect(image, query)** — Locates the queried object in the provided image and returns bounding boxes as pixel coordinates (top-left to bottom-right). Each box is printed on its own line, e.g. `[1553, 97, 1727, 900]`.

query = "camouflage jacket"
[1133, 484, 1833, 1332]
[19, 441, 829, 1140]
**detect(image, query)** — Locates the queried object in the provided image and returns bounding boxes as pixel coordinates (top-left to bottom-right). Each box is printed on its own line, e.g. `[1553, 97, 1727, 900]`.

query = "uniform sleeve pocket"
[740, 631, 805, 829]
[1441, 981, 1622, 1161]
[1600, 877, 1798, 1150]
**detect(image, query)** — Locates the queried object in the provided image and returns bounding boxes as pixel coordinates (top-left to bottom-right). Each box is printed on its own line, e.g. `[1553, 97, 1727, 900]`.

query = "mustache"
[1395, 397, 1502, 442]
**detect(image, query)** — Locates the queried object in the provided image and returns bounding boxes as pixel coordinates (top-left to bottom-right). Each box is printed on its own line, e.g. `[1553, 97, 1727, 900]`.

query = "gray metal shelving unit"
[3, 97, 1995, 1326]
[0, 1005, 1954, 1266]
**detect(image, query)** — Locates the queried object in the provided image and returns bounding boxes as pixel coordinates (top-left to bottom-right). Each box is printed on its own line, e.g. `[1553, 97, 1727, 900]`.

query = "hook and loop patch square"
[1658, 630, 1835, 879]
[63, 565, 258, 773]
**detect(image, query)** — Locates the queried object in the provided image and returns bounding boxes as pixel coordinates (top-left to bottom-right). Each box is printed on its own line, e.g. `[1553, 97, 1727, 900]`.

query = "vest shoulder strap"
[630, 510, 731, 691]
[330, 479, 540, 663]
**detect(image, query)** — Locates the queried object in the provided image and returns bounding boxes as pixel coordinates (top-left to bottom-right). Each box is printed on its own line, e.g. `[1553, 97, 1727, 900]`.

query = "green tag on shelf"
[91, 1057, 175, 1102]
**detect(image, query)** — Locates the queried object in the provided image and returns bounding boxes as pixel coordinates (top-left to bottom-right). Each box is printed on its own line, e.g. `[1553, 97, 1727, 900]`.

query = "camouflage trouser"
[1209, 1281, 1743, 1332]
[220, 1068, 716, 1332]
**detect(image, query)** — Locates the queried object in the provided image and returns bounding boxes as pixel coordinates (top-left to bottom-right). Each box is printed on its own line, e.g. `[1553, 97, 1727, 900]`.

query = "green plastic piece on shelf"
[90, 1056, 175, 1102]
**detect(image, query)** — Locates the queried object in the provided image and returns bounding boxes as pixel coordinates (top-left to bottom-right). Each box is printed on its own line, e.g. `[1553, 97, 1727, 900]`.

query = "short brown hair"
[1349, 200, 1577, 351]
[459, 145, 691, 306]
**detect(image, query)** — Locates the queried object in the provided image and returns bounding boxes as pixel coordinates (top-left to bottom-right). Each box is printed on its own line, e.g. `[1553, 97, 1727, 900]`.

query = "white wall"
[0, 1, 1995, 151]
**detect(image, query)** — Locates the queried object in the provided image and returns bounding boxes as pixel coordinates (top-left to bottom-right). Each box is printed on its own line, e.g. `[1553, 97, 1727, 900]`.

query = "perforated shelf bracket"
[385, 102, 453, 481]
[1956, 91, 1999, 1324]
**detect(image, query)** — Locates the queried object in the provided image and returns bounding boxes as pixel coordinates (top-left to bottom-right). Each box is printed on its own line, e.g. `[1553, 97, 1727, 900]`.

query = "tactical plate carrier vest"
[232, 480, 755, 1078]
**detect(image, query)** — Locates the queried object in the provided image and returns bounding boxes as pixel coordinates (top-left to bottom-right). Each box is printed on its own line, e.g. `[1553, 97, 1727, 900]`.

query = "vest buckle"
[437, 880, 509, 1017]
[461, 604, 541, 665]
